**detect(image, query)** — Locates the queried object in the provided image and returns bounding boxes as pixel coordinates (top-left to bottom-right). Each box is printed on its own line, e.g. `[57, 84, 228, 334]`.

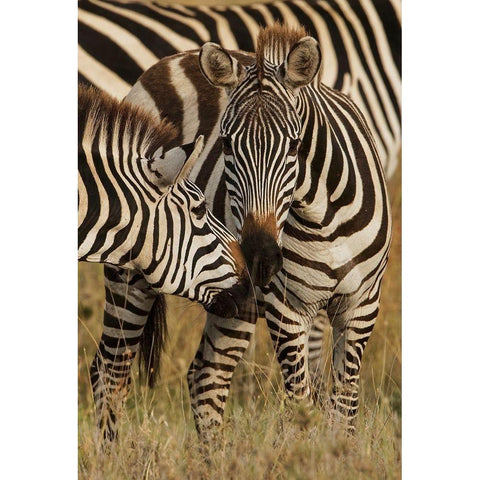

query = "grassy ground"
[78, 161, 401, 479]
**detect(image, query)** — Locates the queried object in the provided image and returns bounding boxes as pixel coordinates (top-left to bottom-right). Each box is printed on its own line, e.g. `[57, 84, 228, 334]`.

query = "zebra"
[78, 0, 401, 178]
[120, 23, 392, 435]
[78, 83, 249, 439]
[78, 0, 401, 401]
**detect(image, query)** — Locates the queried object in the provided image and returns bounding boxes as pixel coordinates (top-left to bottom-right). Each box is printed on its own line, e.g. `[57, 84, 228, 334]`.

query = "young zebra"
[122, 24, 392, 435]
[78, 84, 248, 440]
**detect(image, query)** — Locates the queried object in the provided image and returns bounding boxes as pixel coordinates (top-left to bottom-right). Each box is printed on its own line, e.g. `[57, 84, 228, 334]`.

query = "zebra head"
[147, 137, 248, 318]
[199, 25, 321, 286]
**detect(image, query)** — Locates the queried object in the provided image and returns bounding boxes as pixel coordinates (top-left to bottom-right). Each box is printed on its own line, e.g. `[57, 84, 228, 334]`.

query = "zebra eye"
[191, 202, 207, 219]
[222, 136, 233, 156]
[288, 138, 300, 156]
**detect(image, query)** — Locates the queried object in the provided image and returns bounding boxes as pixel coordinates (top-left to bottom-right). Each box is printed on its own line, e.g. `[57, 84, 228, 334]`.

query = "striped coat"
[78, 0, 401, 177]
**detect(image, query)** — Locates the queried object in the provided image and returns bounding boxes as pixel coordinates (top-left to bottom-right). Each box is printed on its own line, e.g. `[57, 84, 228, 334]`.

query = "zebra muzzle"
[241, 232, 283, 287]
[205, 283, 249, 318]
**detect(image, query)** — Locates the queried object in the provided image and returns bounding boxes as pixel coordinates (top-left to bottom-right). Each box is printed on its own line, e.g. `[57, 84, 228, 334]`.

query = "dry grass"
[78, 162, 401, 478]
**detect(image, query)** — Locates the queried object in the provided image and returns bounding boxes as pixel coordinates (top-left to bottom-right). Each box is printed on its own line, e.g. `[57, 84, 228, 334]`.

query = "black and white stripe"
[78, 84, 248, 439]
[78, 0, 401, 178]
[78, 2, 400, 407]
[78, 2, 400, 435]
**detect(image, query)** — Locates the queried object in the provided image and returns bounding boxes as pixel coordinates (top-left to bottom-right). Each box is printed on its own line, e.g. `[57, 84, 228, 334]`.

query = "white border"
[0, 1, 77, 477]
[403, 0, 480, 477]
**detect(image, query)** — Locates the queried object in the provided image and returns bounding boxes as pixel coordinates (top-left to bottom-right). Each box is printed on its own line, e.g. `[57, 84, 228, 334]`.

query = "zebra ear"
[199, 42, 244, 89]
[173, 135, 205, 184]
[147, 136, 204, 187]
[281, 36, 321, 91]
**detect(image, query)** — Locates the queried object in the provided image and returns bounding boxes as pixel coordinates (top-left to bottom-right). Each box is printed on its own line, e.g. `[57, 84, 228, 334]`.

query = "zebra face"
[200, 37, 321, 286]
[142, 136, 248, 318]
[220, 79, 301, 286]
[159, 179, 248, 318]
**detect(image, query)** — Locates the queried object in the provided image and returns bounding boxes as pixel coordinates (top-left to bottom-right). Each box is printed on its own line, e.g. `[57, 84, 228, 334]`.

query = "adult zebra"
[123, 24, 392, 434]
[78, 0, 401, 178]
[78, 84, 249, 439]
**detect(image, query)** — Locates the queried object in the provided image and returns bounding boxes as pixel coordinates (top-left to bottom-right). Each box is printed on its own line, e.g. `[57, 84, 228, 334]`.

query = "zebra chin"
[204, 283, 249, 318]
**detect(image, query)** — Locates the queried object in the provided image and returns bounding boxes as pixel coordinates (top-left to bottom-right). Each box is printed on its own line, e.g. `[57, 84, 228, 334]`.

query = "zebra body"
[78, 0, 401, 178]
[122, 25, 391, 434]
[78, 84, 248, 439]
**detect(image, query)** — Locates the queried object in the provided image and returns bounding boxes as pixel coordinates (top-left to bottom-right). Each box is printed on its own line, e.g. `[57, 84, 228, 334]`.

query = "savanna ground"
[78, 2, 401, 478]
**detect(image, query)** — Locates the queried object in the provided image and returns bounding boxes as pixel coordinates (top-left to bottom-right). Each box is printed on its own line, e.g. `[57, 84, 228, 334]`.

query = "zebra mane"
[255, 23, 307, 79]
[78, 83, 177, 158]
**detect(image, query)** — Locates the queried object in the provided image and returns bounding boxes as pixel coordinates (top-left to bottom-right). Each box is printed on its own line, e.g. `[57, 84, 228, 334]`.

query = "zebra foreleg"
[328, 300, 379, 435]
[90, 265, 156, 442]
[188, 297, 257, 440]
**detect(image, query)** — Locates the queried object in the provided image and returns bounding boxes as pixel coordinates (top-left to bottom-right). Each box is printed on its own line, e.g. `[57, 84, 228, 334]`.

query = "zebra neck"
[78, 144, 162, 268]
[77, 191, 156, 269]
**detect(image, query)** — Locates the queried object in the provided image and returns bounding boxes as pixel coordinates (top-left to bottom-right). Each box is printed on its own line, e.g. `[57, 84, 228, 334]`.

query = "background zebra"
[78, 0, 401, 396]
[78, 84, 249, 439]
[122, 24, 392, 434]
[78, 0, 401, 178]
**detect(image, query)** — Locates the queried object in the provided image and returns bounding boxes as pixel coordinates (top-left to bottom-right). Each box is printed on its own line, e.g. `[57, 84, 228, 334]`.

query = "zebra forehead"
[178, 179, 204, 199]
[223, 92, 300, 136]
[256, 23, 308, 79]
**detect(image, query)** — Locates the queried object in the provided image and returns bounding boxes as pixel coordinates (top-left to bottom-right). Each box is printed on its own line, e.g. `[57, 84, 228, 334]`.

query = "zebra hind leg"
[89, 265, 157, 443]
[308, 309, 330, 406]
[90, 347, 133, 443]
[328, 301, 379, 435]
